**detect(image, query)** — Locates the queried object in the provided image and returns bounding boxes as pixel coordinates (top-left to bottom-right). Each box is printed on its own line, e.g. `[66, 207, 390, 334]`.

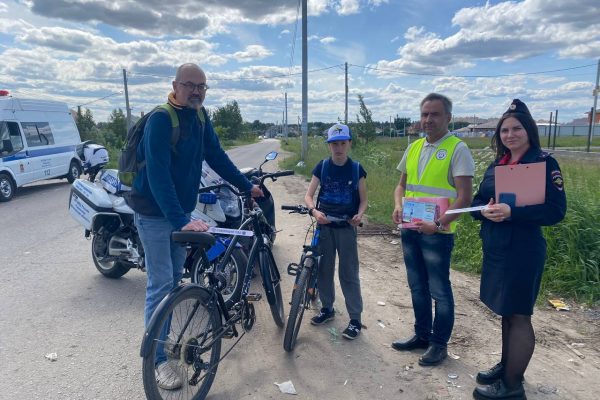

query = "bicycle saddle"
[172, 231, 216, 248]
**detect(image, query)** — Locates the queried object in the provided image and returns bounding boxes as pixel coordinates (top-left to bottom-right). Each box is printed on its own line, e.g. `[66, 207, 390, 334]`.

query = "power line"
[77, 91, 123, 107]
[348, 62, 597, 78]
[129, 64, 344, 82]
[286, 0, 302, 89]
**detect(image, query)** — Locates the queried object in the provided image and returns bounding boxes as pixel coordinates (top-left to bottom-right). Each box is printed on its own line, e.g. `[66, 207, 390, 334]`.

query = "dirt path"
[208, 153, 599, 400]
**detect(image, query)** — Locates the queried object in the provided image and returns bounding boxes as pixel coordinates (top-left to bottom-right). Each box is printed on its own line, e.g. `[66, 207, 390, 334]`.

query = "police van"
[0, 92, 83, 202]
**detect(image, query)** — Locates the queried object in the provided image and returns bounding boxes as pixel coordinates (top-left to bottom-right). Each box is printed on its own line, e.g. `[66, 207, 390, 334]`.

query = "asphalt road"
[0, 139, 281, 399]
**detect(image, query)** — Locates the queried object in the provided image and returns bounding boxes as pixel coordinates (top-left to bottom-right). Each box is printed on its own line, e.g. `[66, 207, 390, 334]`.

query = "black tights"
[500, 314, 535, 388]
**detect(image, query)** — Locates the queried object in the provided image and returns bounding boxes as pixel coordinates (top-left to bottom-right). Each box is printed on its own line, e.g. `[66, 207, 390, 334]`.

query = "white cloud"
[368, 0, 389, 6]
[231, 45, 273, 63]
[320, 36, 336, 44]
[336, 0, 360, 15]
[371, 0, 600, 79]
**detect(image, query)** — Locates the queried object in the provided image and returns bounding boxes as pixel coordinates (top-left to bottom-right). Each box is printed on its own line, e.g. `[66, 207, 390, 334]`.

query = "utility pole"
[590, 59, 600, 146]
[587, 107, 594, 152]
[552, 109, 558, 150]
[301, 0, 308, 162]
[345, 62, 348, 124]
[122, 68, 132, 130]
[547, 112, 553, 148]
[284, 92, 288, 138]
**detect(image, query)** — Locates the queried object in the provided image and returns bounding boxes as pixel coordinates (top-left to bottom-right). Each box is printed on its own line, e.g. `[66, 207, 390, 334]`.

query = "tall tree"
[355, 94, 376, 145]
[75, 107, 98, 141]
[212, 101, 244, 140]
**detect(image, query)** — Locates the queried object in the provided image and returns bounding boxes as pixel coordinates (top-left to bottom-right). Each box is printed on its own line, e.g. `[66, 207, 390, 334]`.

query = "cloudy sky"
[1, 0, 599, 124]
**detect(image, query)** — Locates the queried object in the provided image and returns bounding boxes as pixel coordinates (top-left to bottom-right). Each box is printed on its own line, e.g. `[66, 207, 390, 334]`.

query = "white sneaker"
[156, 361, 183, 390]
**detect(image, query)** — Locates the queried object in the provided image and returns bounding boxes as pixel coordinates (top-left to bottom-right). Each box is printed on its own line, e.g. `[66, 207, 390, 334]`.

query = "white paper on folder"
[444, 205, 489, 215]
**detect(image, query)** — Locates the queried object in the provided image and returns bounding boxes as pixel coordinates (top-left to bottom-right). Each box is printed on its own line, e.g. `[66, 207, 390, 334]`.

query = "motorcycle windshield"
[201, 162, 242, 219]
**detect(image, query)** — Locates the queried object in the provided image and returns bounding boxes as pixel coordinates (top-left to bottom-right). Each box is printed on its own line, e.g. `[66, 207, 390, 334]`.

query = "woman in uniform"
[470, 99, 566, 400]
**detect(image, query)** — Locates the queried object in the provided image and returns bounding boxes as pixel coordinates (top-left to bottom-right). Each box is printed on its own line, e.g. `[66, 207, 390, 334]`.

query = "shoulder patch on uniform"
[551, 170, 563, 191]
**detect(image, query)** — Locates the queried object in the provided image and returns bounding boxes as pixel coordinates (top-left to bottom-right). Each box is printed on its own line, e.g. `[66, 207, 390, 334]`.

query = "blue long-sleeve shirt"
[128, 106, 252, 230]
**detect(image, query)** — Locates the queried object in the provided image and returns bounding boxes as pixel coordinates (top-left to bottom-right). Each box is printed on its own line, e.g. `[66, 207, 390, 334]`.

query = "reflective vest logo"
[435, 149, 447, 160]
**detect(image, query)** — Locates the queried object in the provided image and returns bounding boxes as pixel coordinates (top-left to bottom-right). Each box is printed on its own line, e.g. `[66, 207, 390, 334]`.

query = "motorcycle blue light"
[199, 192, 218, 204]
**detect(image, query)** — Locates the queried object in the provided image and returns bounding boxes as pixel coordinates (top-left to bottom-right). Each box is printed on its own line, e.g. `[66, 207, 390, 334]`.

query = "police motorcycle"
[68, 150, 285, 305]
[68, 152, 252, 306]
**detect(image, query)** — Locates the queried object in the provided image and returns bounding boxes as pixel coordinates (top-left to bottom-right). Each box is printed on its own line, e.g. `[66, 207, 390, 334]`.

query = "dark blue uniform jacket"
[471, 147, 566, 315]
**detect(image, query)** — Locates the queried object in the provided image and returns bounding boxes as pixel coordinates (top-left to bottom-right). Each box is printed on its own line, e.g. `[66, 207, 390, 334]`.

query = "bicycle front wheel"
[142, 286, 222, 400]
[259, 249, 285, 327]
[283, 262, 311, 352]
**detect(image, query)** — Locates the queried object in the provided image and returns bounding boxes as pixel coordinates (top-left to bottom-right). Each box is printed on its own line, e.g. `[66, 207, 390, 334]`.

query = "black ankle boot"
[476, 362, 504, 385]
[473, 379, 526, 400]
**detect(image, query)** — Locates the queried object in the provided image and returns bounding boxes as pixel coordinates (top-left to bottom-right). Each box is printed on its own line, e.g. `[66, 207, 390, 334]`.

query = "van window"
[21, 122, 55, 147]
[50, 120, 78, 144]
[0, 121, 24, 156]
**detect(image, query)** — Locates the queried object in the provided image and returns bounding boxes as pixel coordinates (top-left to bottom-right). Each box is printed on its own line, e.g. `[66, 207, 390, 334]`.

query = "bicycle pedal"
[246, 293, 262, 302]
[287, 263, 300, 276]
[222, 327, 236, 339]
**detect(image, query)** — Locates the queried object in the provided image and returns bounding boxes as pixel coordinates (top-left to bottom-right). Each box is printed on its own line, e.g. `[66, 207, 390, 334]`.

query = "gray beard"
[188, 97, 203, 110]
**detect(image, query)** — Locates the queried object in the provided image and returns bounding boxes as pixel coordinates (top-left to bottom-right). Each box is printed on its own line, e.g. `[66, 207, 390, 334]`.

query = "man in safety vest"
[391, 93, 475, 366]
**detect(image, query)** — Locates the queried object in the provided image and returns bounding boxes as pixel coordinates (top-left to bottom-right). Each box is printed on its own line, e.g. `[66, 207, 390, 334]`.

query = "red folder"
[494, 162, 546, 206]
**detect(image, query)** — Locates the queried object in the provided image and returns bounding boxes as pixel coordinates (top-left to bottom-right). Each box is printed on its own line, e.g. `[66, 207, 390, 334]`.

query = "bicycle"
[280, 204, 320, 352]
[140, 170, 293, 400]
[281, 205, 359, 352]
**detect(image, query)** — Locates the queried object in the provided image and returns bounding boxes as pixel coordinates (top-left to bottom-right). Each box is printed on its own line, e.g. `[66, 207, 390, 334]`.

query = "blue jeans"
[400, 229, 455, 346]
[135, 213, 187, 364]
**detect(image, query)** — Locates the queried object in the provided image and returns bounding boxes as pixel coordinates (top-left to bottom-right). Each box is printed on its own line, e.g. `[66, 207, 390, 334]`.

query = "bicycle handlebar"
[281, 204, 363, 227]
[281, 204, 309, 214]
[199, 170, 295, 197]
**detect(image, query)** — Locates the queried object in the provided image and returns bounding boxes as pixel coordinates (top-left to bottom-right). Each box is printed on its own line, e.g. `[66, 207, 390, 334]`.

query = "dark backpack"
[118, 103, 206, 187]
[316, 158, 361, 217]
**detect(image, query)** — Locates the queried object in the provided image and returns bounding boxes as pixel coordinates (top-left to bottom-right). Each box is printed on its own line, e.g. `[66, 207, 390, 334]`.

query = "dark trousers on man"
[400, 229, 455, 345]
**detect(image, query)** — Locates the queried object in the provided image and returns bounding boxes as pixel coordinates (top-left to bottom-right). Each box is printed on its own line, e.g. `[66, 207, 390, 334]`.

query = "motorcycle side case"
[69, 179, 113, 231]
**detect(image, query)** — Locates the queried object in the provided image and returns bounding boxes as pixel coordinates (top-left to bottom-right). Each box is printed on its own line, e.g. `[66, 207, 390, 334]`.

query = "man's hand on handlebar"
[250, 184, 264, 198]
[182, 219, 210, 232]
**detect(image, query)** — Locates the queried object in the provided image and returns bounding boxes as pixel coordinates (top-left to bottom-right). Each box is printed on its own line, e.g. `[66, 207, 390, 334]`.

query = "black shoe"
[477, 363, 524, 385]
[477, 362, 504, 385]
[391, 335, 429, 351]
[473, 379, 526, 400]
[342, 319, 361, 340]
[310, 308, 335, 325]
[418, 343, 448, 366]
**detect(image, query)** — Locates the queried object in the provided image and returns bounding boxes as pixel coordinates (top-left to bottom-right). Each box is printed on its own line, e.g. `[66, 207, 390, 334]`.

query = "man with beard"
[126, 63, 262, 390]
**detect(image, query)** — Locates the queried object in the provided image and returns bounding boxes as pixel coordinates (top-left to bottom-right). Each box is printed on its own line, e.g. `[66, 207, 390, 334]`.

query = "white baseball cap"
[326, 123, 352, 143]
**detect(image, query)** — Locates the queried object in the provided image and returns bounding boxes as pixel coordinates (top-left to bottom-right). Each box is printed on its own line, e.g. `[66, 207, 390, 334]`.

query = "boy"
[304, 123, 368, 339]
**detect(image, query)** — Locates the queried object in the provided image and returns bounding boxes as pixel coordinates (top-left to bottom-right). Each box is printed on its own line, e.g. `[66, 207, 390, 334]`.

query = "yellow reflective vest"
[405, 135, 462, 233]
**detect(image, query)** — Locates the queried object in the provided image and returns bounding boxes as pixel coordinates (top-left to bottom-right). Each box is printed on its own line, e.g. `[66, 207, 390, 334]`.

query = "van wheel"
[66, 161, 82, 183]
[0, 173, 16, 202]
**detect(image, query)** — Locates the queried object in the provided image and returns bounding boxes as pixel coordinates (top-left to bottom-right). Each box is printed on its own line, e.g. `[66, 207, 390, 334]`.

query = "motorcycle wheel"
[191, 247, 247, 309]
[91, 234, 131, 279]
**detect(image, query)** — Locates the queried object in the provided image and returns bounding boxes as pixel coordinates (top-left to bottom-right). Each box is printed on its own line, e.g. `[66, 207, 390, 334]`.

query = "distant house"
[586, 109, 600, 124]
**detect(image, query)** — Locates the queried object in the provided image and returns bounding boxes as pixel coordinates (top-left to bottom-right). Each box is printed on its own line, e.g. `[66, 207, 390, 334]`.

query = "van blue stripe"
[1, 151, 27, 161]
[1, 145, 77, 162]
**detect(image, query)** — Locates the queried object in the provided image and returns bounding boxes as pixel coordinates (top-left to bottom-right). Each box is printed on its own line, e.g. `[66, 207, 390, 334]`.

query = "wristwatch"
[435, 220, 443, 231]
[308, 207, 315, 216]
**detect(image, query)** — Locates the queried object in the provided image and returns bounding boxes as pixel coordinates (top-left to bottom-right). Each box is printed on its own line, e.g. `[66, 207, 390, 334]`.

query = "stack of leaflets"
[401, 197, 449, 229]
